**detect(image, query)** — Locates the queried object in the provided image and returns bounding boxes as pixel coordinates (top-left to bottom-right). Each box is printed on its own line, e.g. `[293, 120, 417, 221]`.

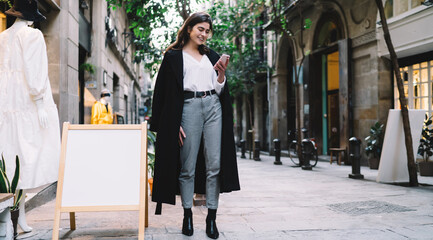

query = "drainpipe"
[265, 32, 272, 154]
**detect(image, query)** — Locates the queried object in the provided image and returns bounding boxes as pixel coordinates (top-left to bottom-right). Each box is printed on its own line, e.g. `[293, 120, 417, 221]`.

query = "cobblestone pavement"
[23, 153, 433, 239]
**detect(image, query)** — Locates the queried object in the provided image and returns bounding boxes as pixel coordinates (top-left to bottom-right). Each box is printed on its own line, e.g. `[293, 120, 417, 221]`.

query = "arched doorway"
[287, 46, 296, 143]
[307, 11, 351, 156]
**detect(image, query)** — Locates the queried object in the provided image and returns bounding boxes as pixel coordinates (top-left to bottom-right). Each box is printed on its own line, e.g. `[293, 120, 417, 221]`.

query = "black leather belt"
[184, 90, 216, 99]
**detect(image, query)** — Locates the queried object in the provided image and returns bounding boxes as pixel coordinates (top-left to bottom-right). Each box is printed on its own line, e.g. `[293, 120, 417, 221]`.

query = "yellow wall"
[0, 13, 6, 33]
[327, 51, 339, 91]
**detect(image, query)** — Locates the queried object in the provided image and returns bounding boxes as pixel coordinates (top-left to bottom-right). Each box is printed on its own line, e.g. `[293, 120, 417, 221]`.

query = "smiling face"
[187, 22, 211, 47]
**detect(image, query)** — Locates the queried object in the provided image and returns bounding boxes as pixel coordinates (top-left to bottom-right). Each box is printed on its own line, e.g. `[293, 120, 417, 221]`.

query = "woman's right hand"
[179, 126, 186, 147]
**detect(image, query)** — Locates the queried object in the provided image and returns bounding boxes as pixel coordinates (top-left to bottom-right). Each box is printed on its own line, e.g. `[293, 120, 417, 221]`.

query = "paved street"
[23, 154, 433, 240]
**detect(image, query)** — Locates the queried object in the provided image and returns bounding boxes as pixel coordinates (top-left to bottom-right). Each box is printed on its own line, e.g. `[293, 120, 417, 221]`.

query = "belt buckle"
[201, 91, 207, 98]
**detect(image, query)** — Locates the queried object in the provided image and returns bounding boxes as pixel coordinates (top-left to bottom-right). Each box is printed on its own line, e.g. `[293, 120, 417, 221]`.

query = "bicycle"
[288, 128, 318, 167]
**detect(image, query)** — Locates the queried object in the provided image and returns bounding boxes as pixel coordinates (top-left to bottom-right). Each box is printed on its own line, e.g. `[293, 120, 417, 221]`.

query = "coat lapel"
[167, 49, 183, 90]
[206, 50, 218, 68]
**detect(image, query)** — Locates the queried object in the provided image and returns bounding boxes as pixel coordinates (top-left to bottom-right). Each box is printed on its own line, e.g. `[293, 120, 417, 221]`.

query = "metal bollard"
[301, 139, 314, 170]
[273, 139, 282, 165]
[348, 137, 364, 179]
[240, 139, 246, 159]
[253, 140, 261, 161]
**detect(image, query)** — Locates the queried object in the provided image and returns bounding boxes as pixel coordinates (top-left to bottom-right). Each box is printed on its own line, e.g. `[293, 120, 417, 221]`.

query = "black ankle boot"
[206, 218, 219, 239]
[182, 209, 193, 236]
[206, 209, 219, 239]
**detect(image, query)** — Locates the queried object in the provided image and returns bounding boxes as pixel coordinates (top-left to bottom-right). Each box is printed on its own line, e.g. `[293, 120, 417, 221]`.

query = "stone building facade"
[251, 0, 389, 158]
[234, 0, 433, 163]
[273, 0, 388, 157]
[1, 0, 150, 128]
[80, 0, 149, 125]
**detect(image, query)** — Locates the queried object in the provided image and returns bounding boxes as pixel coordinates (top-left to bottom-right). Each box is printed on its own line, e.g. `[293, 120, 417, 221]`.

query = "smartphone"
[220, 54, 230, 65]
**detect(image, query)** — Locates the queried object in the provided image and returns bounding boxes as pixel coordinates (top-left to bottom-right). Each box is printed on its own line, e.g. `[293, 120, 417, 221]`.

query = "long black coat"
[149, 48, 240, 214]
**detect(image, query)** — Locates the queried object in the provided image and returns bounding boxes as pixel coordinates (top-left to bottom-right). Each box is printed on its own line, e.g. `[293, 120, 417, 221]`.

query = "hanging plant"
[79, 63, 96, 75]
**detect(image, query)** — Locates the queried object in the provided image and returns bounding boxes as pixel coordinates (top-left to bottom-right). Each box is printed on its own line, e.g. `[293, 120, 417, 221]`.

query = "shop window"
[395, 0, 409, 15]
[385, 0, 394, 18]
[384, 0, 425, 19]
[394, 61, 433, 116]
[411, 0, 423, 8]
[0, 12, 6, 33]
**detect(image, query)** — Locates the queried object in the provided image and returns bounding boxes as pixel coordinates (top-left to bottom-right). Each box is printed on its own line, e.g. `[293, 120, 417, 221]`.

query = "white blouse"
[182, 51, 225, 95]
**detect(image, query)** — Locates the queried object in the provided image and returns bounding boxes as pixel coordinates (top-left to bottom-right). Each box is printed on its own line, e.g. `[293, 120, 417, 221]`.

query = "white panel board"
[62, 129, 141, 207]
[377, 109, 425, 183]
[52, 123, 148, 240]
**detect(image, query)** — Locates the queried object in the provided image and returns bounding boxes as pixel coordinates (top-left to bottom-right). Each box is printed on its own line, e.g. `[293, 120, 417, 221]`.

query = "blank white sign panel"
[62, 129, 141, 207]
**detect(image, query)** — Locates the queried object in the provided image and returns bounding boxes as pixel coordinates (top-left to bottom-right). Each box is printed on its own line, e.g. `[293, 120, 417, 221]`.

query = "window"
[384, 0, 424, 18]
[394, 61, 433, 116]
[385, 0, 394, 18]
[0, 12, 6, 33]
[313, 14, 343, 49]
[411, 0, 424, 8]
[395, 0, 409, 15]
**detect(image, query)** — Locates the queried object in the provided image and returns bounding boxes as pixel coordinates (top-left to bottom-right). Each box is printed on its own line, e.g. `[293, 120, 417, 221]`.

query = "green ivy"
[207, 0, 269, 97]
[103, 0, 271, 86]
[105, 0, 169, 75]
[0, 0, 12, 8]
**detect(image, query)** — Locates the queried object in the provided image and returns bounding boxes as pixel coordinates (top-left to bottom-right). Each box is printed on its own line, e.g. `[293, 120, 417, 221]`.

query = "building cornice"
[352, 30, 376, 48]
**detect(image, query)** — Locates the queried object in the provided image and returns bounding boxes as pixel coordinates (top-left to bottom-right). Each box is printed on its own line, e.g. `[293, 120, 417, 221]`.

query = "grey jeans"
[179, 93, 222, 209]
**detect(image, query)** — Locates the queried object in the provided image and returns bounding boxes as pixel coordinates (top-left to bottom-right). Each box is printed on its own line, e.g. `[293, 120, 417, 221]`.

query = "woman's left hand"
[214, 58, 229, 83]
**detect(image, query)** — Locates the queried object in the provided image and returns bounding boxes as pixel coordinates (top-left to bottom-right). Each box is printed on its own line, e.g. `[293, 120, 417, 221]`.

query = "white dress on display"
[0, 21, 60, 189]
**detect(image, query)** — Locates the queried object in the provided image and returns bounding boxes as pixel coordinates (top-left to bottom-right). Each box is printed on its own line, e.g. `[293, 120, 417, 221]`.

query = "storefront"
[395, 58, 433, 116]
[377, 0, 433, 117]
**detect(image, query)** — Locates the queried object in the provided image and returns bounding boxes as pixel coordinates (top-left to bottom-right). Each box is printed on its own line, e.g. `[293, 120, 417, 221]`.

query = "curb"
[25, 182, 57, 212]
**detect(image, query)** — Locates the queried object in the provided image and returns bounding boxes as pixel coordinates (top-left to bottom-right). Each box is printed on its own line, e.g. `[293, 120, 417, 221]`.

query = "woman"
[150, 12, 240, 239]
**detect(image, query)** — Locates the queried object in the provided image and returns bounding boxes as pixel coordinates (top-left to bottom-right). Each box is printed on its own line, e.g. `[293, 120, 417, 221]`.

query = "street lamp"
[121, 31, 137, 58]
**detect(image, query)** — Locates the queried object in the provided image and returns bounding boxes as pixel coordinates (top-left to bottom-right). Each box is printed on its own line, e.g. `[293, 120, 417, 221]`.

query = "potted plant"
[147, 131, 156, 195]
[418, 114, 433, 176]
[79, 63, 96, 75]
[79, 63, 96, 82]
[365, 121, 384, 169]
[0, 154, 23, 238]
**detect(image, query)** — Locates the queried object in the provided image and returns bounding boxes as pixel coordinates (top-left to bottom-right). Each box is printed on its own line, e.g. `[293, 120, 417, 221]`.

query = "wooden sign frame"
[52, 122, 148, 239]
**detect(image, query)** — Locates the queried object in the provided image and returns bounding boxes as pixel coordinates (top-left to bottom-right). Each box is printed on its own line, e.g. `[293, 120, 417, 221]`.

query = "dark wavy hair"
[166, 12, 213, 55]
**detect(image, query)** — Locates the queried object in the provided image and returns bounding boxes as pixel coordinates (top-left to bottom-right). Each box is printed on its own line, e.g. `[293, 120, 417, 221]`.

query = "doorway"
[322, 51, 340, 154]
[287, 49, 296, 144]
[112, 73, 120, 112]
[307, 10, 351, 155]
[78, 47, 87, 124]
[262, 86, 269, 151]
[124, 94, 128, 124]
